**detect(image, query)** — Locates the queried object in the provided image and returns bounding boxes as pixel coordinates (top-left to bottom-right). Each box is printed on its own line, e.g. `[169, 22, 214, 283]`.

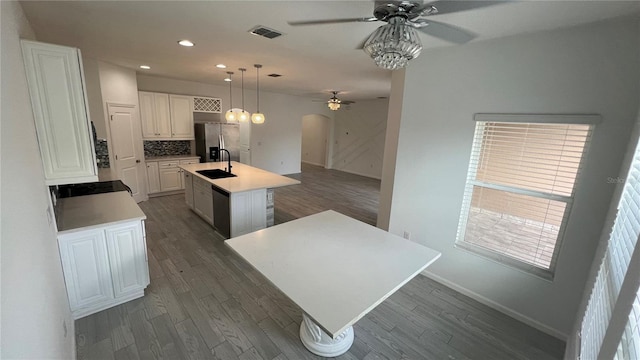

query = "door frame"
[105, 102, 148, 202]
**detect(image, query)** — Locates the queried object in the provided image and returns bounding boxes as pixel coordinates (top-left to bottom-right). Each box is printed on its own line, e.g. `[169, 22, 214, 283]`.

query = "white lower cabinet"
[159, 161, 181, 192]
[146, 161, 160, 193]
[187, 175, 268, 238]
[231, 189, 267, 237]
[146, 158, 199, 194]
[58, 220, 149, 319]
[184, 172, 194, 209]
[105, 223, 149, 298]
[179, 159, 199, 189]
[193, 177, 214, 225]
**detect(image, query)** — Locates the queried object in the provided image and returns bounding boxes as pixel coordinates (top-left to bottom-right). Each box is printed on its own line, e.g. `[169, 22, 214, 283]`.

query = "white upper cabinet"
[21, 40, 98, 185]
[139, 92, 171, 139]
[139, 92, 193, 140]
[169, 95, 194, 139]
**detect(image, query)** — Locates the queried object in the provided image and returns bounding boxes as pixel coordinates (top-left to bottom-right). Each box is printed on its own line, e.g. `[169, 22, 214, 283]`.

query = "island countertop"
[180, 161, 300, 193]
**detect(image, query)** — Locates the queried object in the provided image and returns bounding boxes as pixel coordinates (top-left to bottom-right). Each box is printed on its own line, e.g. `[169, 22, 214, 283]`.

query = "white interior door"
[108, 103, 147, 202]
[239, 120, 251, 165]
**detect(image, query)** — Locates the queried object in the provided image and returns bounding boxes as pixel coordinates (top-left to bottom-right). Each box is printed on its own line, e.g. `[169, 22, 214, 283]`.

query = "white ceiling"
[20, 1, 640, 101]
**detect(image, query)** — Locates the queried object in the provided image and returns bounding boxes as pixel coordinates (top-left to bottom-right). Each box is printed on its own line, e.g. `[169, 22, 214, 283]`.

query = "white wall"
[332, 99, 388, 179]
[301, 114, 330, 167]
[82, 56, 107, 139]
[377, 69, 406, 230]
[98, 61, 141, 112]
[384, 16, 640, 337]
[136, 74, 332, 174]
[0, 2, 75, 358]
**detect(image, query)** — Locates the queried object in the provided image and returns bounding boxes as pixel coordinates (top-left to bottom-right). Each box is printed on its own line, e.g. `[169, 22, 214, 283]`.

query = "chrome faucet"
[220, 148, 232, 173]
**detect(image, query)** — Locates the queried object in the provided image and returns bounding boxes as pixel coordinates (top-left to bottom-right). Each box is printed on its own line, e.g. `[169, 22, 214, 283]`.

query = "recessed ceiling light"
[224, 77, 232, 82]
[178, 40, 194, 47]
[139, 65, 151, 70]
[216, 64, 227, 69]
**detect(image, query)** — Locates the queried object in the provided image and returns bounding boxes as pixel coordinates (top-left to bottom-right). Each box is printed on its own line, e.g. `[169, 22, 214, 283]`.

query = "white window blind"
[581, 133, 640, 360]
[615, 287, 640, 360]
[456, 120, 592, 277]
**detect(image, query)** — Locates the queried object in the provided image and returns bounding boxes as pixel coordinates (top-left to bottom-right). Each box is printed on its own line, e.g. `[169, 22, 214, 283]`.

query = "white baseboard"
[333, 167, 382, 180]
[421, 270, 568, 341]
[301, 160, 326, 167]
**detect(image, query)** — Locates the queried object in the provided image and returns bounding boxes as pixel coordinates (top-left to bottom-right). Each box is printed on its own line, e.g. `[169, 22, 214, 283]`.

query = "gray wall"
[332, 99, 389, 179]
[83, 56, 107, 139]
[302, 114, 331, 167]
[1, 2, 75, 358]
[382, 16, 640, 337]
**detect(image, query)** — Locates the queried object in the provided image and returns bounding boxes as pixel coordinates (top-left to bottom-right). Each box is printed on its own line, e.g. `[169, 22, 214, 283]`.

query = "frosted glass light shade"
[363, 19, 422, 70]
[238, 110, 249, 122]
[251, 112, 265, 124]
[225, 109, 237, 122]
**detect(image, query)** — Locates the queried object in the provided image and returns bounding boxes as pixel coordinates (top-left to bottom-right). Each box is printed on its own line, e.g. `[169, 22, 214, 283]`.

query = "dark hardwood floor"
[274, 163, 381, 226]
[75, 163, 565, 360]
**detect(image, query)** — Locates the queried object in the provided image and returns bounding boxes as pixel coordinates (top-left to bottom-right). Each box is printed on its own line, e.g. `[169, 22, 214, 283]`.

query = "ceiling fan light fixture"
[328, 100, 341, 111]
[363, 18, 422, 70]
[328, 91, 342, 111]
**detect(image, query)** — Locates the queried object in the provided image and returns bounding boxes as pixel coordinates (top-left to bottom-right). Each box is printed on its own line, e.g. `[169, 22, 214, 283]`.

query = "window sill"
[454, 241, 555, 282]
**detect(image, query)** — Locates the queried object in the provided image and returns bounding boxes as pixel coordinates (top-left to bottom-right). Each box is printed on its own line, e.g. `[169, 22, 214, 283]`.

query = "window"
[456, 114, 595, 277]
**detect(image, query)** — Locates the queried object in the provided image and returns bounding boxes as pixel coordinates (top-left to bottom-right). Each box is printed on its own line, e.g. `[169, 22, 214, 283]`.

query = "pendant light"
[251, 64, 265, 124]
[224, 72, 237, 122]
[238, 68, 249, 122]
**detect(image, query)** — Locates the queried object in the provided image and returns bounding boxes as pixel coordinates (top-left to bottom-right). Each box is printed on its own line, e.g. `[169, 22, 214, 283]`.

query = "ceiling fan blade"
[422, 1, 506, 16]
[416, 19, 477, 44]
[288, 17, 377, 26]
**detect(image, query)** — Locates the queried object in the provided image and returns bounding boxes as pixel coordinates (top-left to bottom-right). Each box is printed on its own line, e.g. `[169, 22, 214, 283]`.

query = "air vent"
[268, 73, 282, 78]
[249, 25, 283, 39]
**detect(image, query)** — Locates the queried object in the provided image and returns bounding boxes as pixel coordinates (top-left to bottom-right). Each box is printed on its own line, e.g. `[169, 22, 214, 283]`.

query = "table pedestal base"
[299, 313, 354, 357]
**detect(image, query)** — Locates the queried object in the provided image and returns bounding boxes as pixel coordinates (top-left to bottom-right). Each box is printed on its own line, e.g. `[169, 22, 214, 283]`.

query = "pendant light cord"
[227, 71, 233, 108]
[255, 65, 261, 112]
[239, 68, 246, 113]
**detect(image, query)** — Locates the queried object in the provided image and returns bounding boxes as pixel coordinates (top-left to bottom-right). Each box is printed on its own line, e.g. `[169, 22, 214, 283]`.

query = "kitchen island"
[180, 161, 300, 238]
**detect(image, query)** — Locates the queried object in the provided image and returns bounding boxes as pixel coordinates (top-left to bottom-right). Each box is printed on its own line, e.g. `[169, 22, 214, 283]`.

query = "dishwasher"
[212, 185, 231, 238]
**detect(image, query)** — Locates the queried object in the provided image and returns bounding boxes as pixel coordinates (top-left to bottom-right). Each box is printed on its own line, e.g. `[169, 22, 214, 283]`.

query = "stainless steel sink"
[196, 169, 237, 179]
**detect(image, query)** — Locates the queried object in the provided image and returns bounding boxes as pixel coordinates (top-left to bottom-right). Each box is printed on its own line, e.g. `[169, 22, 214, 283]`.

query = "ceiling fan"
[314, 91, 355, 111]
[289, 1, 501, 70]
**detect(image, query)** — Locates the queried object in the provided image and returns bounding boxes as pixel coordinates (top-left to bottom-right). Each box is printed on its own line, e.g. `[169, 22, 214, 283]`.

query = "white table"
[225, 210, 441, 357]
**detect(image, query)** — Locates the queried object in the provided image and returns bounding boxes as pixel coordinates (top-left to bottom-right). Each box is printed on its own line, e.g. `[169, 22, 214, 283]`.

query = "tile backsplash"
[144, 140, 191, 157]
[95, 139, 110, 168]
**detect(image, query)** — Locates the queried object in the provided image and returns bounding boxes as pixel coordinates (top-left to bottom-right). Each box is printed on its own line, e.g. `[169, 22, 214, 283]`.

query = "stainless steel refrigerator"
[195, 123, 240, 162]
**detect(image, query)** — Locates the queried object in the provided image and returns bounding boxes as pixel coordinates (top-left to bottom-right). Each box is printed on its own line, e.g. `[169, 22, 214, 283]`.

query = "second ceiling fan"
[318, 91, 355, 111]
